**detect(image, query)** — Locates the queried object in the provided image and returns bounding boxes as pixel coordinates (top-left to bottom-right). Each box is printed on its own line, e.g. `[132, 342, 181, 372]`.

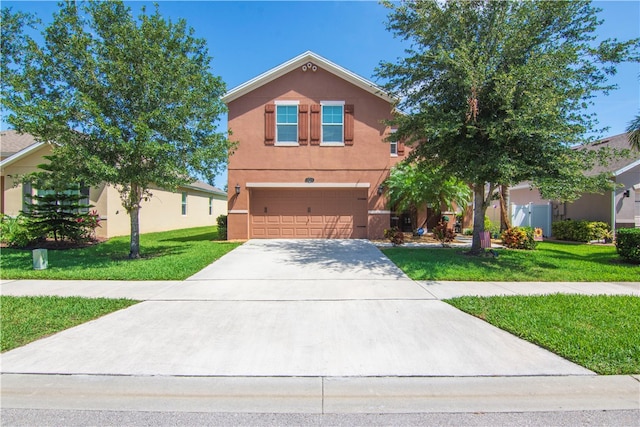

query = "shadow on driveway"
[187, 239, 408, 281]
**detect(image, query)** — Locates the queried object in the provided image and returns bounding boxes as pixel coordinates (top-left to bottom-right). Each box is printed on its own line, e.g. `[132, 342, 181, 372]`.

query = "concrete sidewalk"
[1, 239, 639, 414]
[1, 279, 638, 300]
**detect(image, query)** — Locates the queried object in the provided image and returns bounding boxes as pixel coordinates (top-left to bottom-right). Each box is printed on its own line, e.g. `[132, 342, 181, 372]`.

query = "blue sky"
[3, 1, 639, 188]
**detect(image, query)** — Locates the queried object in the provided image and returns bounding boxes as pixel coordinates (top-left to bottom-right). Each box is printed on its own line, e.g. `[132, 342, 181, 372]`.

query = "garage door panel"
[281, 215, 295, 224]
[250, 189, 367, 239]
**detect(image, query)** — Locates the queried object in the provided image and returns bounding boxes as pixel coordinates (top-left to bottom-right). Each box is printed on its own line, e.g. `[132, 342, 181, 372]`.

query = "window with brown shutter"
[265, 104, 275, 145]
[298, 104, 308, 145]
[344, 104, 354, 146]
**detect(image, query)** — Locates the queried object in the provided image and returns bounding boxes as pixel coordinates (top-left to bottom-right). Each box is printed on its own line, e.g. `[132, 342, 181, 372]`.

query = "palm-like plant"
[627, 114, 640, 151]
[385, 162, 472, 230]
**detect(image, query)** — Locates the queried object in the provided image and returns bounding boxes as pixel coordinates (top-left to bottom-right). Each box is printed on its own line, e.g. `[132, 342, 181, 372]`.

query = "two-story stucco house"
[223, 51, 405, 240]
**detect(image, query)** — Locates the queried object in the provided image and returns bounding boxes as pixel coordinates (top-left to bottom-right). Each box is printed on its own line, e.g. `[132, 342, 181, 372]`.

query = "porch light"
[377, 184, 385, 196]
[235, 184, 241, 195]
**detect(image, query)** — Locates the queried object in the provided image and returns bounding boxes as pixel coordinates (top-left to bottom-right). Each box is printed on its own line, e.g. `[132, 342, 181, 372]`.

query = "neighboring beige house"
[0, 130, 227, 238]
[510, 132, 640, 234]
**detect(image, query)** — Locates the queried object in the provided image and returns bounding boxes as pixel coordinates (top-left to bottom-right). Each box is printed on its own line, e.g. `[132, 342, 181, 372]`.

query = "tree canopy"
[2, 1, 232, 258]
[376, 0, 638, 252]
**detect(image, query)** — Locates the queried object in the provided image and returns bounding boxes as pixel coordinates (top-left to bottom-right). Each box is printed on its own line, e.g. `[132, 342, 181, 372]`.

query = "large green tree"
[2, 1, 231, 258]
[376, 0, 638, 253]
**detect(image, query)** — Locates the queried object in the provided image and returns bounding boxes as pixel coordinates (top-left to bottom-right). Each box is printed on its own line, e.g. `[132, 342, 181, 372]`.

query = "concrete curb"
[2, 374, 638, 414]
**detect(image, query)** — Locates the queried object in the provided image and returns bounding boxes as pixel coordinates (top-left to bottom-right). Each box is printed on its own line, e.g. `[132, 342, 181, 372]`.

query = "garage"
[250, 188, 368, 238]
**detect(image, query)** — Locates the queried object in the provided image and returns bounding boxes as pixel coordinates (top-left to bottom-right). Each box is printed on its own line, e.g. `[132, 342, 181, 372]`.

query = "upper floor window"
[390, 141, 398, 156]
[275, 101, 299, 145]
[321, 101, 344, 145]
[390, 129, 398, 156]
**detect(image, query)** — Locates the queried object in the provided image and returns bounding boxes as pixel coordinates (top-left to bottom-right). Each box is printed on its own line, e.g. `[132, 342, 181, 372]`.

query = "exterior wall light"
[623, 189, 630, 198]
[378, 184, 385, 196]
[235, 184, 241, 195]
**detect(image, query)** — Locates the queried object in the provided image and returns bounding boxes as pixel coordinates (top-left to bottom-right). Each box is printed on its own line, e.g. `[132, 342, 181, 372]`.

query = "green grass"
[446, 294, 640, 374]
[1, 295, 139, 352]
[0, 226, 241, 280]
[382, 241, 639, 281]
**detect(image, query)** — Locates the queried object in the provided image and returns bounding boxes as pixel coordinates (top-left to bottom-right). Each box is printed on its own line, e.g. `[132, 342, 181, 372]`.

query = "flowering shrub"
[501, 226, 537, 250]
[432, 220, 455, 247]
[384, 227, 405, 246]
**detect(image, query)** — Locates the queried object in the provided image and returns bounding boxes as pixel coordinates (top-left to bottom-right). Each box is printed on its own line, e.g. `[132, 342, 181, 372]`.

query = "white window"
[275, 101, 299, 145]
[390, 129, 398, 156]
[181, 192, 187, 216]
[321, 101, 344, 145]
[208, 197, 213, 216]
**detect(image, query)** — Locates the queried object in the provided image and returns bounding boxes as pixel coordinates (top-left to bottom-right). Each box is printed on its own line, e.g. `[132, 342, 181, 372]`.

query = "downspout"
[611, 190, 616, 239]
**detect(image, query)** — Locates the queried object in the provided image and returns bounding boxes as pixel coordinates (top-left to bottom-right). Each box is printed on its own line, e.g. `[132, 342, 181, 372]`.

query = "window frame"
[181, 192, 187, 216]
[320, 101, 345, 146]
[390, 129, 398, 157]
[208, 197, 213, 216]
[275, 100, 300, 146]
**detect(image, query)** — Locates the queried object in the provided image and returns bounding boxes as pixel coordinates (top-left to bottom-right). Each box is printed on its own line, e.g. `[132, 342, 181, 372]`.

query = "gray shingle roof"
[0, 130, 37, 158]
[578, 132, 639, 176]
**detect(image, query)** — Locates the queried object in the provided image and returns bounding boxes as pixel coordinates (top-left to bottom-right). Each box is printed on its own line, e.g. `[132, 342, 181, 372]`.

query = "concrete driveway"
[1, 239, 592, 377]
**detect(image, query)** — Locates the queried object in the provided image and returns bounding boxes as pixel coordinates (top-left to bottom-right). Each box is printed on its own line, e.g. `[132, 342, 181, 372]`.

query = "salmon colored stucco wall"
[227, 65, 399, 240]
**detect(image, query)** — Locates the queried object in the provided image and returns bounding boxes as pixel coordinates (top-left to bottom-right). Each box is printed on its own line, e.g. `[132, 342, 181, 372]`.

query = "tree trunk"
[470, 184, 487, 254]
[500, 185, 511, 231]
[128, 183, 141, 259]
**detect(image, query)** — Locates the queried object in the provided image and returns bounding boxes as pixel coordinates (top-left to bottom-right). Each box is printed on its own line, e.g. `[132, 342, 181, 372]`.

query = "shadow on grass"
[160, 231, 218, 243]
[0, 243, 187, 272]
[383, 247, 558, 281]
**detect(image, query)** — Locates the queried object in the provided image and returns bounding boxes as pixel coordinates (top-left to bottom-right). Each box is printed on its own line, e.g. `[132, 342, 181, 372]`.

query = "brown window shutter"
[398, 139, 405, 155]
[344, 104, 354, 145]
[310, 104, 321, 145]
[298, 104, 308, 145]
[265, 104, 275, 145]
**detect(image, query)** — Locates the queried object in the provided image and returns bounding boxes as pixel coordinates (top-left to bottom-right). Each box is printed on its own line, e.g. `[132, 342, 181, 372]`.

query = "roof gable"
[578, 133, 640, 177]
[0, 141, 47, 168]
[222, 51, 395, 104]
[0, 130, 38, 158]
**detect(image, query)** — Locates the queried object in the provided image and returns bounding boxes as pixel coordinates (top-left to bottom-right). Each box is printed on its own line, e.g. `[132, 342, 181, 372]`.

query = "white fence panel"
[511, 203, 552, 237]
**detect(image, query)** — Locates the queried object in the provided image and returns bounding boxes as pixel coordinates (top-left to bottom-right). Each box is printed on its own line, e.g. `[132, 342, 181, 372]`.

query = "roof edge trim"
[222, 51, 395, 104]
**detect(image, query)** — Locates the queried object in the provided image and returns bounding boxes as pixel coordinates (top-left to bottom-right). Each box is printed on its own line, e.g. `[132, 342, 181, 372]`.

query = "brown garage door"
[250, 189, 368, 238]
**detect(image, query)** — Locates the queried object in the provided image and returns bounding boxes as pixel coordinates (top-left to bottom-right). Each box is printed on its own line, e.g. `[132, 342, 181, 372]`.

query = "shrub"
[552, 220, 611, 242]
[384, 227, 405, 246]
[615, 228, 640, 263]
[484, 216, 501, 239]
[432, 220, 455, 247]
[216, 214, 228, 240]
[0, 214, 39, 247]
[501, 226, 537, 250]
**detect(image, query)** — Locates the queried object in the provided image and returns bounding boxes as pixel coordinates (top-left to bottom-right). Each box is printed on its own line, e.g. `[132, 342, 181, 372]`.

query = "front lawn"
[382, 241, 639, 281]
[446, 294, 640, 375]
[1, 295, 139, 352]
[0, 226, 241, 280]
